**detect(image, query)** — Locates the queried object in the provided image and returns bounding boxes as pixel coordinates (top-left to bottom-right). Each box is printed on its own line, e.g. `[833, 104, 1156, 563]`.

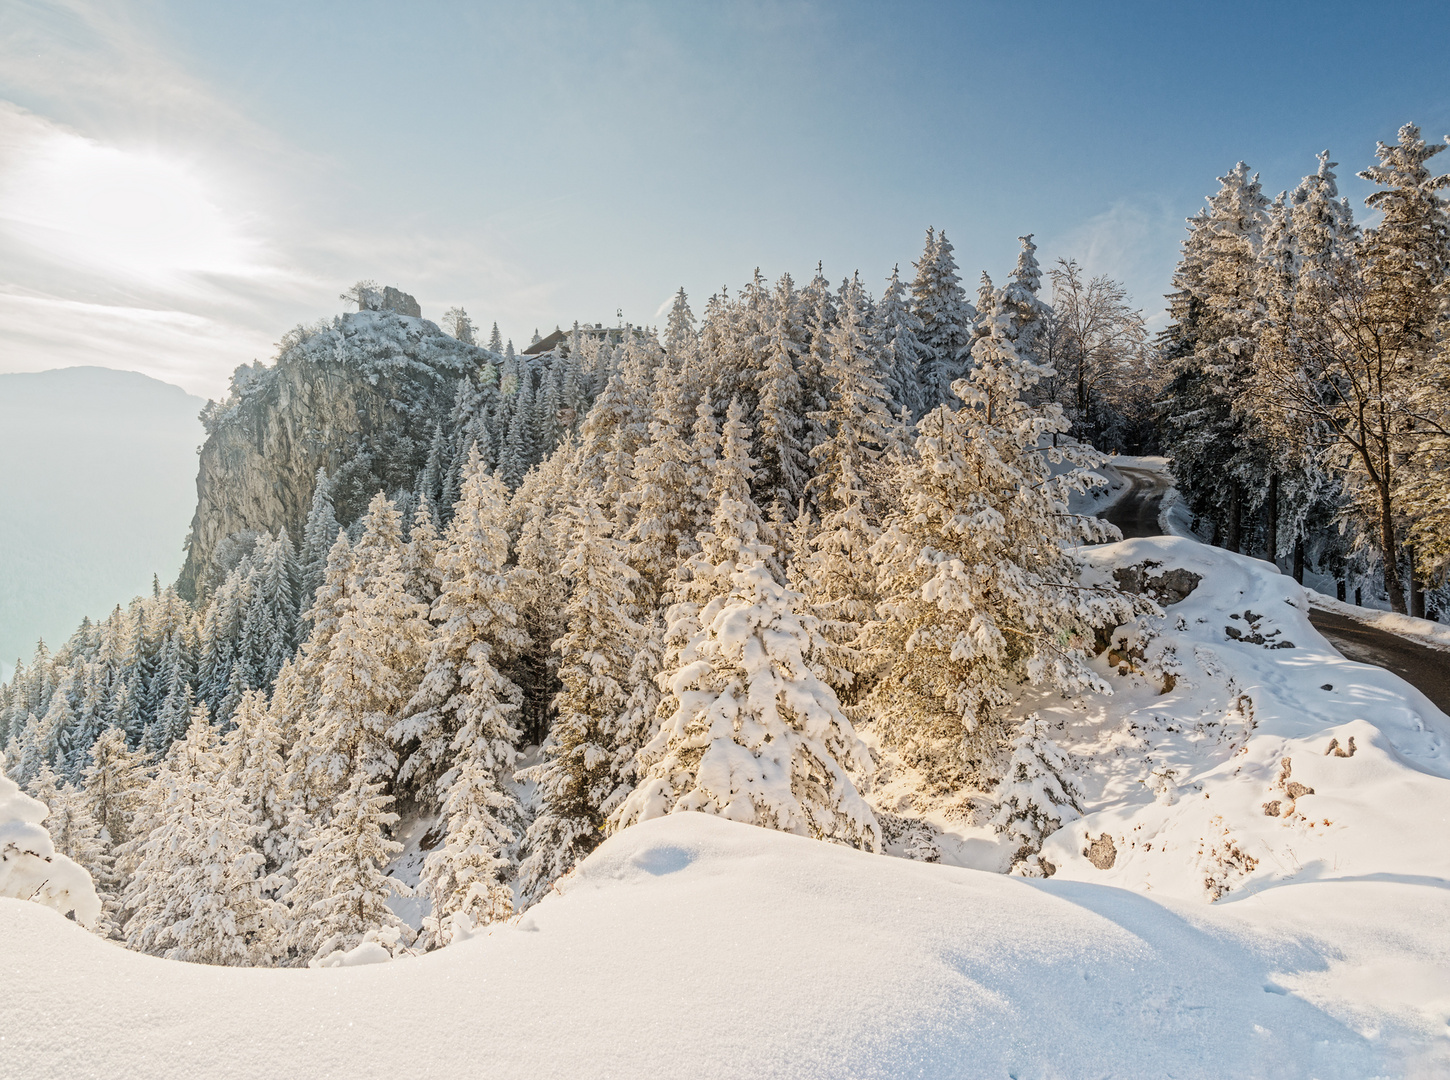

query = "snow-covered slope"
[3, 808, 1441, 1079]
[5, 536, 1449, 1077]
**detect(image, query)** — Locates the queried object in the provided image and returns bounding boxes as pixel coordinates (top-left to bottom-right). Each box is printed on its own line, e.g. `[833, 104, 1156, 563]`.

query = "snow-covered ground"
[5, 533, 1450, 1077]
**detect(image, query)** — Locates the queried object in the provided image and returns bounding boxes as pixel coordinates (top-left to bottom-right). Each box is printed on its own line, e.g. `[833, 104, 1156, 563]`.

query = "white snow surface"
[1, 805, 1442, 1079]
[5, 535, 1450, 1076]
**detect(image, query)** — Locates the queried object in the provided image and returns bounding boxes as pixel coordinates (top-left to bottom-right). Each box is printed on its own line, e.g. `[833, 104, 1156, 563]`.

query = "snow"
[4, 806, 1444, 1079]
[0, 772, 99, 929]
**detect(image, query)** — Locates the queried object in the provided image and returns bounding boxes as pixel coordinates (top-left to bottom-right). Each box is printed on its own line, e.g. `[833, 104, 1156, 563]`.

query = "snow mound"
[4, 809, 1446, 1077]
[0, 772, 99, 928]
[1056, 536, 1450, 907]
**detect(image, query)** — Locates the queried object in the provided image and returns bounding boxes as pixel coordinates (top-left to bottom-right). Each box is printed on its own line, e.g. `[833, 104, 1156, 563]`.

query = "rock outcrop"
[178, 306, 496, 601]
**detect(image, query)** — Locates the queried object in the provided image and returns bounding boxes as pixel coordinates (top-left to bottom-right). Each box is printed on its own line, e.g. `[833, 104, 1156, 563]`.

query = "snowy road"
[1102, 463, 1450, 713]
[1104, 466, 1172, 540]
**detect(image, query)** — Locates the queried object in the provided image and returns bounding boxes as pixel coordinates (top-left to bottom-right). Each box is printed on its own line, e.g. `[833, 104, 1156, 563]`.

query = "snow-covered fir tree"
[615, 400, 879, 850]
[397, 448, 527, 808]
[799, 272, 899, 696]
[297, 493, 428, 793]
[910, 228, 977, 410]
[867, 276, 1142, 782]
[518, 486, 645, 905]
[286, 768, 410, 963]
[990, 714, 1083, 877]
[124, 714, 281, 965]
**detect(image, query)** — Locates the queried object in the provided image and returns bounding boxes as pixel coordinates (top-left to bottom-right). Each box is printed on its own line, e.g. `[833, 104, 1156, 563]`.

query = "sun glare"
[0, 120, 265, 286]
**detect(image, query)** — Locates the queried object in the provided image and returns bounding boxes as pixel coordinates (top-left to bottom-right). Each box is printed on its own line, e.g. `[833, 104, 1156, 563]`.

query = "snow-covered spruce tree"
[82, 727, 150, 852]
[867, 285, 1143, 784]
[1359, 126, 1450, 606]
[1161, 162, 1272, 553]
[800, 272, 899, 698]
[396, 447, 528, 810]
[403, 496, 444, 612]
[297, 493, 429, 794]
[222, 689, 293, 880]
[236, 533, 300, 695]
[287, 768, 410, 963]
[989, 714, 1082, 876]
[124, 716, 281, 965]
[996, 236, 1052, 363]
[754, 272, 810, 511]
[505, 438, 577, 735]
[614, 399, 879, 850]
[65, 666, 109, 780]
[878, 262, 927, 422]
[1243, 164, 1347, 579]
[911, 228, 977, 411]
[663, 287, 699, 371]
[518, 486, 645, 905]
[144, 675, 195, 758]
[11, 671, 72, 787]
[627, 358, 701, 609]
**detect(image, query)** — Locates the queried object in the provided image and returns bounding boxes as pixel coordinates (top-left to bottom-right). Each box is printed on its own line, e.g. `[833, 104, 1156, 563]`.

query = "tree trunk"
[1337, 579, 1346, 602]
[1226, 485, 1242, 554]
[1293, 538, 1305, 585]
[1378, 480, 1407, 614]
[1407, 544, 1424, 619]
[1266, 473, 1279, 566]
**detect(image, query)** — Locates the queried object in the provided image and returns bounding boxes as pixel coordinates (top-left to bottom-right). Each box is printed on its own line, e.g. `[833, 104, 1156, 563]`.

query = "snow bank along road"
[1106, 464, 1450, 713]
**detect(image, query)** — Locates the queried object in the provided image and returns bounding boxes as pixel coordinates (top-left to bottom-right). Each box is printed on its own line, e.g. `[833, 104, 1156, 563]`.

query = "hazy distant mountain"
[0, 368, 203, 677]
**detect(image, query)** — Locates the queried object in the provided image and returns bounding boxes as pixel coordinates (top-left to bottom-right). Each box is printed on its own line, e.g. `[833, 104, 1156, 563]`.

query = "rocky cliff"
[177, 301, 497, 601]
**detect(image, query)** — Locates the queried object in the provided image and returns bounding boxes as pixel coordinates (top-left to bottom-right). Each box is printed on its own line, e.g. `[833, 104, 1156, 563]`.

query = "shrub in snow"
[310, 924, 416, 967]
[0, 768, 101, 928]
[990, 714, 1082, 877]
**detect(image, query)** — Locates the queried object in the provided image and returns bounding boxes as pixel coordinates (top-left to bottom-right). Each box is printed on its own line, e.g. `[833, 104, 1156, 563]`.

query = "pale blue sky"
[1, 1, 1447, 396]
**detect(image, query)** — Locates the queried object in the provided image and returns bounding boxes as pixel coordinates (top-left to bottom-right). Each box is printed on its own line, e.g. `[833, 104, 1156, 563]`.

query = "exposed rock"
[1085, 832, 1117, 869]
[1325, 736, 1356, 758]
[379, 287, 422, 318]
[1112, 561, 1202, 606]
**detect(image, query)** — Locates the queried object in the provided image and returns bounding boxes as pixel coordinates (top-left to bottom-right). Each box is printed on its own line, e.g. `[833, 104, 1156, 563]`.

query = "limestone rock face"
[178, 309, 497, 600]
[379, 287, 422, 318]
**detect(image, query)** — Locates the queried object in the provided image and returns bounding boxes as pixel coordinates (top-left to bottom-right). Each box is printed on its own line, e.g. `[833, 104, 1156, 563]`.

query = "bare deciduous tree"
[1040, 259, 1154, 451]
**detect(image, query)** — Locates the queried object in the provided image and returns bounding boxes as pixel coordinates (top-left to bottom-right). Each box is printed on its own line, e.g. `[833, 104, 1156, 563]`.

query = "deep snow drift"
[5, 535, 1449, 1078]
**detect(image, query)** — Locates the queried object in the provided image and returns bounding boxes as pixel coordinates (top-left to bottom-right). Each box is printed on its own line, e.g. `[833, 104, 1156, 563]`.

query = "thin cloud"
[1040, 195, 1186, 324]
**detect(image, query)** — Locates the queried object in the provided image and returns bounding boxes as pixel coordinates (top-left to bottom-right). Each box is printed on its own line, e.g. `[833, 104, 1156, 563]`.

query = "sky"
[1, 1, 1448, 399]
